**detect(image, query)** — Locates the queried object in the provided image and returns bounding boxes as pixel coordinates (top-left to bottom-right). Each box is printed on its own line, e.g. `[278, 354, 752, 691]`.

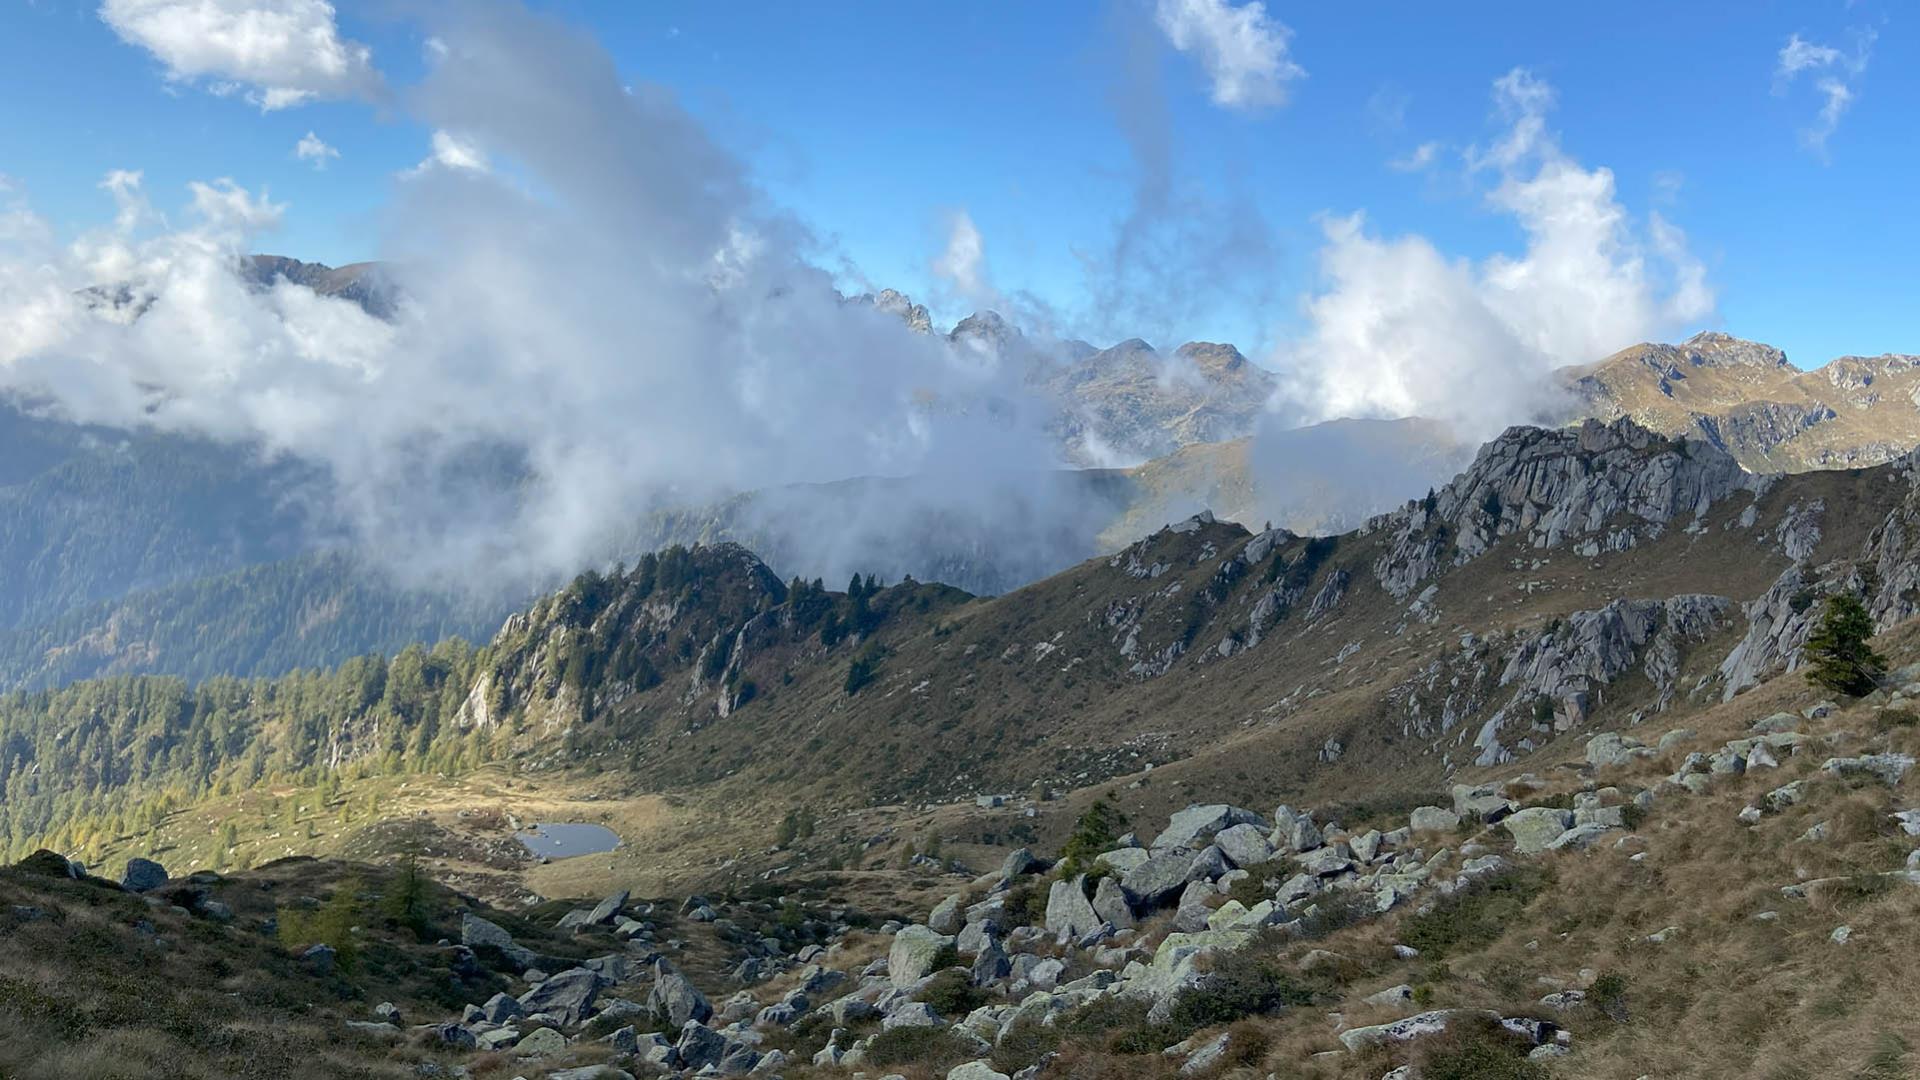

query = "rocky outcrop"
[1366, 418, 1757, 599]
[1391, 593, 1732, 766]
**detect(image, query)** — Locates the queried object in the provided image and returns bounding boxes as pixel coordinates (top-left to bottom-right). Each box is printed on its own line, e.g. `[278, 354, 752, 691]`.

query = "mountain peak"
[1177, 341, 1251, 380]
[846, 288, 932, 334]
[1679, 331, 1789, 368]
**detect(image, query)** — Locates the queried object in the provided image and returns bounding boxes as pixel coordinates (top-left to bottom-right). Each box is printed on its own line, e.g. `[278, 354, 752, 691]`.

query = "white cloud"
[1154, 0, 1304, 110]
[1272, 68, 1714, 439]
[1388, 141, 1440, 172]
[402, 130, 488, 178]
[294, 130, 338, 169]
[1776, 33, 1842, 80]
[1772, 31, 1872, 157]
[99, 0, 382, 110]
[932, 211, 991, 305]
[0, 4, 1070, 594]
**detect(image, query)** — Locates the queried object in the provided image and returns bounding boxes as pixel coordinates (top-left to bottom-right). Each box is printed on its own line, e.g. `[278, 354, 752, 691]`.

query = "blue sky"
[0, 0, 1910, 368]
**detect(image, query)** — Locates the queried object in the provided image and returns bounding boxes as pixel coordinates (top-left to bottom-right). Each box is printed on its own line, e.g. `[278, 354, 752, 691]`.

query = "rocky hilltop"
[1567, 330, 1920, 471]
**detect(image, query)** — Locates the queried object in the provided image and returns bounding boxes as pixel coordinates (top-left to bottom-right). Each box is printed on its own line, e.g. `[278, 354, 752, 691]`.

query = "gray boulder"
[1096, 847, 1151, 874]
[1502, 807, 1574, 855]
[482, 992, 524, 1023]
[1408, 805, 1462, 833]
[675, 1021, 728, 1071]
[511, 1027, 568, 1057]
[1120, 851, 1195, 907]
[1299, 846, 1353, 877]
[1090, 875, 1136, 929]
[971, 940, 1011, 986]
[928, 894, 965, 934]
[1152, 804, 1265, 851]
[889, 925, 954, 988]
[1212, 823, 1274, 868]
[523, 967, 606, 1027]
[461, 913, 537, 970]
[1338, 1009, 1494, 1051]
[1451, 784, 1516, 823]
[1174, 880, 1215, 932]
[883, 1002, 943, 1029]
[586, 889, 630, 926]
[1180, 1032, 1231, 1075]
[648, 965, 713, 1027]
[1823, 754, 1915, 787]
[1044, 877, 1103, 941]
[998, 848, 1041, 881]
[120, 858, 168, 893]
[1187, 845, 1232, 882]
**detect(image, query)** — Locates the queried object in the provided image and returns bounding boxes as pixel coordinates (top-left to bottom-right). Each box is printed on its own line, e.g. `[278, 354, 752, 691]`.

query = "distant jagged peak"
[1676, 331, 1790, 369]
[948, 309, 1019, 349]
[1818, 351, 1920, 388]
[1175, 341, 1275, 387]
[844, 287, 932, 334]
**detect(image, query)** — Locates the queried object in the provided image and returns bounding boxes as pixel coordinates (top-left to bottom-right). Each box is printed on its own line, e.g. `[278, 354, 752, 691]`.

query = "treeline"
[0, 544, 944, 865]
[0, 637, 489, 865]
[0, 420, 313, 630]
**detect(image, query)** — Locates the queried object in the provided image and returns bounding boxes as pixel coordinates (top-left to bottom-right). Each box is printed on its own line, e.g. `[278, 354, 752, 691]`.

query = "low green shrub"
[862, 1027, 975, 1070]
[1415, 1016, 1549, 1080]
[916, 969, 987, 1016]
[1167, 950, 1315, 1035]
[1400, 866, 1551, 960]
[990, 1019, 1062, 1073]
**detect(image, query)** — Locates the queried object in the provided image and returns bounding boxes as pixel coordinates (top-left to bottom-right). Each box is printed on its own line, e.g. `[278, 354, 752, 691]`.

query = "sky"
[0, 0, 1910, 371]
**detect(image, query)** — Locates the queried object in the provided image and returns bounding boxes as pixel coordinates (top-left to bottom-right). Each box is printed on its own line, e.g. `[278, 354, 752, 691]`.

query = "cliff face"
[1365, 417, 1758, 599]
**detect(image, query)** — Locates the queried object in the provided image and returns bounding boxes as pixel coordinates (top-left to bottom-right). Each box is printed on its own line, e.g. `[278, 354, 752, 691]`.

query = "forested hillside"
[0, 544, 940, 866]
[0, 553, 504, 690]
[0, 405, 318, 630]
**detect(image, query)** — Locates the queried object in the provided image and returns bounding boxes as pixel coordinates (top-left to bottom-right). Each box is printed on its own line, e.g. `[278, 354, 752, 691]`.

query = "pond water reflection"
[516, 822, 621, 859]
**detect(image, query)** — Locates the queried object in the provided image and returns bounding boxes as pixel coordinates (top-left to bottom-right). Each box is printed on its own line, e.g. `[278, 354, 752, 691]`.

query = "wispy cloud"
[401, 130, 488, 178]
[1773, 30, 1873, 158]
[1153, 0, 1304, 110]
[294, 130, 338, 169]
[98, 0, 384, 111]
[1388, 141, 1440, 173]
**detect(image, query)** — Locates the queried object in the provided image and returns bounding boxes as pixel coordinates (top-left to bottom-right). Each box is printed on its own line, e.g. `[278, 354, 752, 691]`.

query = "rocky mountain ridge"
[1568, 329, 1920, 471]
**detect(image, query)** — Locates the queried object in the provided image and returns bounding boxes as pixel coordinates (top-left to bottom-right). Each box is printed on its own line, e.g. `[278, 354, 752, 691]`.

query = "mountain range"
[1, 257, 1914, 704]
[8, 406, 1920, 1078]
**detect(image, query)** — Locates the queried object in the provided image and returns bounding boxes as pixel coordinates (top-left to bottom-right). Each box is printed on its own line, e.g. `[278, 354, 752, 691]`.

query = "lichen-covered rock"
[1338, 1009, 1496, 1051]
[1502, 807, 1574, 855]
[889, 925, 955, 988]
[1212, 823, 1274, 868]
[1152, 805, 1266, 850]
[1044, 877, 1103, 941]
[1823, 754, 1915, 787]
